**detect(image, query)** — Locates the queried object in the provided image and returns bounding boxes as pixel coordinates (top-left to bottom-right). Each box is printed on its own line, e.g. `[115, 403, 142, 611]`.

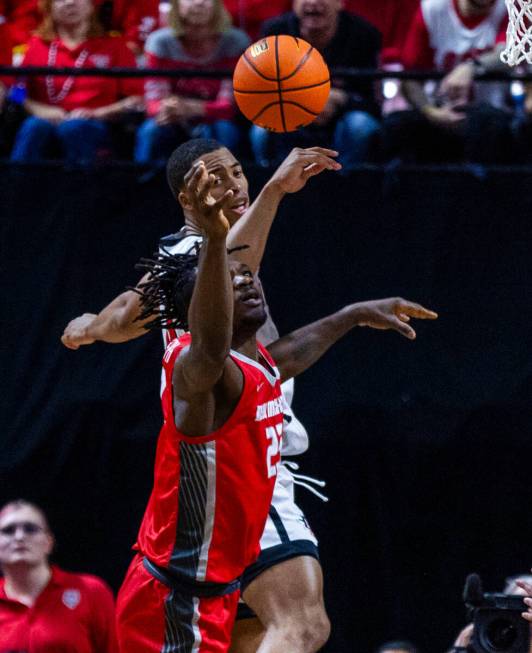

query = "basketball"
[232, 35, 330, 133]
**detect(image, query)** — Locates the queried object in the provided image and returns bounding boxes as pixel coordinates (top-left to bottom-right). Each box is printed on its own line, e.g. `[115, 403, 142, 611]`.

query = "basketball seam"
[242, 52, 279, 82]
[278, 44, 315, 82]
[251, 100, 320, 124]
[234, 78, 331, 94]
[275, 35, 287, 133]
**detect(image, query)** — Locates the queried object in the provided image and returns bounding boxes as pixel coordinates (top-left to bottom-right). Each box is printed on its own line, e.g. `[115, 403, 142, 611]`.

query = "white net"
[501, 0, 532, 65]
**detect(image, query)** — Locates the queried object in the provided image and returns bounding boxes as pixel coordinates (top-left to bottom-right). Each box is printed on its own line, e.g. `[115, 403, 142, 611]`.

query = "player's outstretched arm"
[267, 297, 438, 382]
[227, 147, 341, 273]
[172, 161, 236, 400]
[60, 274, 152, 350]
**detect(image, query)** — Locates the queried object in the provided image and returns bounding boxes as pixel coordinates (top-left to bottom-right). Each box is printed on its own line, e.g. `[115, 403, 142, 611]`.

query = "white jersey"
[157, 228, 309, 456]
[421, 0, 508, 107]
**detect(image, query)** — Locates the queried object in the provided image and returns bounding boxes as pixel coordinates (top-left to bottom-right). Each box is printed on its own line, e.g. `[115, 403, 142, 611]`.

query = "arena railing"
[1, 65, 532, 81]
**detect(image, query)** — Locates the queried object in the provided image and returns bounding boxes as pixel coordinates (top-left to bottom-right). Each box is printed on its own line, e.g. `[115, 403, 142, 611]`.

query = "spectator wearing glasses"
[11, 0, 143, 165]
[0, 499, 118, 653]
[133, 0, 249, 164]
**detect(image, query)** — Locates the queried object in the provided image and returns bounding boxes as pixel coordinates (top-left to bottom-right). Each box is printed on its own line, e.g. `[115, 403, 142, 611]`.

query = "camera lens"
[483, 619, 518, 651]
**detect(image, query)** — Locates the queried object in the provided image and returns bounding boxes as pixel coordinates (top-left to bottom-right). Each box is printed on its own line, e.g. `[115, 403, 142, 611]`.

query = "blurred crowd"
[2, 499, 532, 652]
[0, 0, 531, 167]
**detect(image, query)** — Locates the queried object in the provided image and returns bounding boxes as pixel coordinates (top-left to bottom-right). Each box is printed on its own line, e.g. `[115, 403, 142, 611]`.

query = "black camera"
[463, 573, 530, 653]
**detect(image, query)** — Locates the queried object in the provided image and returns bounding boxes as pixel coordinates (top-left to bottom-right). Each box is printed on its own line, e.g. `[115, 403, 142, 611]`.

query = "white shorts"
[239, 463, 322, 600]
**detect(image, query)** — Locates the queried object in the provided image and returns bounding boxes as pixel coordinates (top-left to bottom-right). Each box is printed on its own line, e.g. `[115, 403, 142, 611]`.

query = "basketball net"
[501, 0, 532, 65]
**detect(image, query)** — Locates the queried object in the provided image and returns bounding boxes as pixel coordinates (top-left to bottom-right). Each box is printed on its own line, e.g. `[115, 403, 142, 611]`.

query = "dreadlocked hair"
[131, 242, 249, 332]
[132, 245, 200, 332]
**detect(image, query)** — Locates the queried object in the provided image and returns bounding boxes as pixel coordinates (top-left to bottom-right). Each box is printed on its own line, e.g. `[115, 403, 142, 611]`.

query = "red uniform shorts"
[116, 555, 240, 653]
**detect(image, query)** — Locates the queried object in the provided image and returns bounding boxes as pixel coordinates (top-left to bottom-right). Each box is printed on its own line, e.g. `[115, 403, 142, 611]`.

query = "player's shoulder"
[159, 230, 202, 255]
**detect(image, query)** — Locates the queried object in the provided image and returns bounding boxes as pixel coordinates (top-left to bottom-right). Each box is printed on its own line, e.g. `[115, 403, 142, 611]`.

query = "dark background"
[2, 162, 532, 652]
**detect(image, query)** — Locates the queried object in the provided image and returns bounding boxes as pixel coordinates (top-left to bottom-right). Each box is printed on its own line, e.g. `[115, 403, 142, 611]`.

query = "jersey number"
[265, 423, 282, 478]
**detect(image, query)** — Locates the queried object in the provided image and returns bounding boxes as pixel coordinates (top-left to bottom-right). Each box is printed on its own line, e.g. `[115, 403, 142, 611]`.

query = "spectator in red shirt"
[0, 0, 41, 47]
[383, 0, 514, 164]
[134, 0, 249, 164]
[94, 0, 160, 54]
[11, 0, 143, 164]
[0, 499, 118, 653]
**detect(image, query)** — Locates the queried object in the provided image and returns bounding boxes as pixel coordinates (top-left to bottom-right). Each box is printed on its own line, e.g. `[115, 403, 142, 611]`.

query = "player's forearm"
[188, 235, 233, 363]
[402, 80, 430, 110]
[268, 303, 368, 381]
[226, 182, 285, 273]
[85, 291, 145, 343]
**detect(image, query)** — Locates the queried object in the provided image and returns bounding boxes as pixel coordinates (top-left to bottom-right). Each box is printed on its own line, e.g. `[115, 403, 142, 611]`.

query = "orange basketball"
[233, 35, 330, 133]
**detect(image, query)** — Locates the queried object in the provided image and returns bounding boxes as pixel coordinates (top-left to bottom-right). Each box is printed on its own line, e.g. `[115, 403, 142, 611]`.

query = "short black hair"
[377, 641, 419, 653]
[166, 138, 223, 200]
[133, 247, 200, 332]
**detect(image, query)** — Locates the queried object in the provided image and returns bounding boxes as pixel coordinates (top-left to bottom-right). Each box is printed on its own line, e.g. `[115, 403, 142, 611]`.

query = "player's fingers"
[61, 335, 79, 350]
[214, 188, 234, 209]
[184, 161, 205, 192]
[305, 147, 339, 157]
[302, 152, 342, 170]
[389, 316, 416, 340]
[398, 302, 438, 320]
[398, 313, 411, 322]
[196, 172, 215, 203]
[302, 163, 327, 178]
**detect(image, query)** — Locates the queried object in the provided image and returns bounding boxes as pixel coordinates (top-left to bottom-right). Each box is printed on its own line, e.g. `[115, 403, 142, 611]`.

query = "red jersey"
[94, 0, 160, 47]
[21, 35, 142, 111]
[135, 333, 284, 584]
[0, 566, 118, 653]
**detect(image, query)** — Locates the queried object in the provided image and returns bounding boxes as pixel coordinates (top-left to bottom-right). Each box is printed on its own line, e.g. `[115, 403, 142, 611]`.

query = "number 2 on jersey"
[265, 423, 282, 478]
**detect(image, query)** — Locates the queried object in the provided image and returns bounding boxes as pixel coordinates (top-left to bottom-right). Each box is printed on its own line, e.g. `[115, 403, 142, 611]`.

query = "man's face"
[230, 261, 267, 336]
[0, 505, 54, 569]
[187, 148, 250, 228]
[293, 0, 342, 33]
[51, 0, 94, 26]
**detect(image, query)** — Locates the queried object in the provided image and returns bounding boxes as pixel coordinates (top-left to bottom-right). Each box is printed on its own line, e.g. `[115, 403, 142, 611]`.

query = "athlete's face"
[0, 505, 54, 569]
[230, 261, 267, 339]
[185, 148, 250, 228]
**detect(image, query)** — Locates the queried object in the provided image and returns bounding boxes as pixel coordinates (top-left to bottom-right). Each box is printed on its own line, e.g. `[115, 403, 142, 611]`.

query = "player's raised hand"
[184, 161, 232, 239]
[268, 147, 342, 194]
[354, 298, 438, 340]
[61, 313, 97, 349]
